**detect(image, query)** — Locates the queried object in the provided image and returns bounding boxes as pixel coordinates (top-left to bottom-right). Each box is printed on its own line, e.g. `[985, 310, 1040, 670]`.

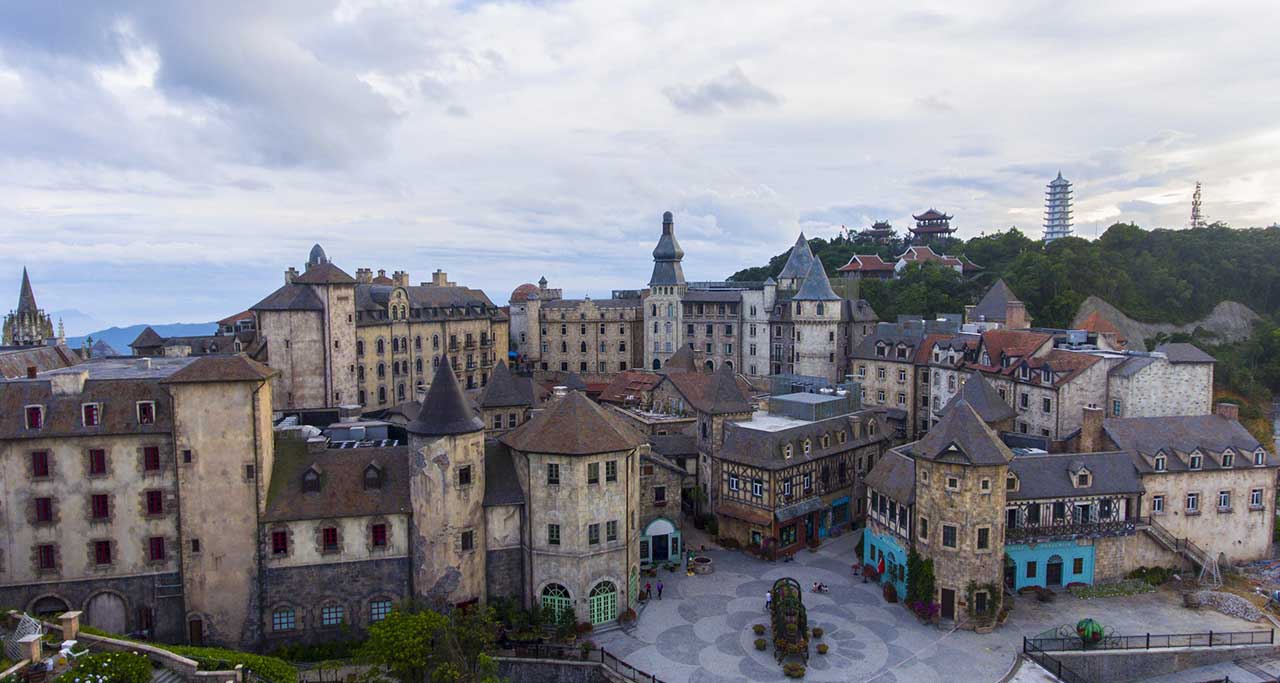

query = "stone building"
[129, 326, 256, 358]
[251, 245, 509, 412]
[477, 361, 538, 436]
[963, 279, 1031, 330]
[525, 292, 643, 375]
[638, 452, 687, 565]
[3, 268, 60, 348]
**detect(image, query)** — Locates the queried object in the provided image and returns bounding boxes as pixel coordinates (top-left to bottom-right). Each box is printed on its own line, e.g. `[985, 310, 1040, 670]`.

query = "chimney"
[1006, 302, 1030, 330]
[355, 268, 373, 284]
[1215, 402, 1240, 422]
[377, 269, 387, 281]
[393, 270, 410, 287]
[1080, 406, 1104, 453]
[137, 358, 152, 370]
[964, 305, 976, 323]
[26, 366, 36, 379]
[284, 267, 299, 285]
[431, 269, 455, 287]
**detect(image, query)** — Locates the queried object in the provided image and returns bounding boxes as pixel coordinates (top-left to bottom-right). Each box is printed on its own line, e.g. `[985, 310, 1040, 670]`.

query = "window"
[303, 469, 321, 492]
[272, 531, 289, 555]
[1042, 397, 1052, 413]
[783, 480, 792, 496]
[980, 478, 991, 492]
[88, 449, 106, 475]
[588, 462, 600, 484]
[1026, 561, 1037, 578]
[1019, 393, 1029, 409]
[34, 497, 53, 523]
[245, 464, 256, 480]
[1185, 492, 1199, 513]
[82, 403, 101, 426]
[1250, 488, 1264, 509]
[143, 446, 161, 472]
[780, 525, 797, 547]
[182, 449, 193, 464]
[942, 525, 957, 549]
[976, 527, 990, 550]
[371, 523, 388, 547]
[752, 479, 763, 497]
[1072, 557, 1084, 574]
[1218, 490, 1231, 510]
[26, 405, 43, 429]
[1222, 452, 1233, 468]
[508, 413, 518, 428]
[588, 523, 600, 545]
[93, 540, 112, 565]
[919, 517, 928, 540]
[457, 465, 472, 487]
[1152, 495, 1165, 514]
[1006, 474, 1017, 491]
[547, 463, 560, 485]
[31, 450, 50, 478]
[606, 520, 618, 542]
[146, 490, 164, 515]
[190, 539, 201, 554]
[729, 475, 740, 492]
[370, 600, 392, 623]
[137, 401, 156, 425]
[493, 414, 503, 430]
[1111, 399, 1122, 417]
[1190, 454, 1202, 470]
[1076, 472, 1090, 487]
[272, 608, 296, 632]
[148, 536, 166, 562]
[1154, 455, 1166, 472]
[91, 493, 110, 520]
[460, 530, 475, 551]
[606, 460, 617, 482]
[37, 544, 56, 570]
[547, 524, 560, 546]
[1256, 451, 1267, 466]
[946, 476, 959, 492]
[322, 527, 339, 552]
[321, 605, 344, 627]
[654, 486, 667, 503]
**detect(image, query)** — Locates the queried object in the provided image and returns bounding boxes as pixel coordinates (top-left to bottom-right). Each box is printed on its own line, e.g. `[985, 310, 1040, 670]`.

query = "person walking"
[657, 581, 664, 600]
[765, 590, 772, 611]
[645, 582, 652, 601]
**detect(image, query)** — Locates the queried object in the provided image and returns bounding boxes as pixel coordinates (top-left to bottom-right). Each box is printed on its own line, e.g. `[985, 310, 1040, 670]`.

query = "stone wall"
[0, 571, 185, 642]
[1053, 644, 1277, 683]
[409, 430, 487, 606]
[486, 547, 524, 601]
[1093, 531, 1189, 582]
[261, 557, 410, 647]
[257, 309, 325, 411]
[913, 459, 1007, 618]
[1140, 467, 1276, 563]
[1110, 359, 1213, 418]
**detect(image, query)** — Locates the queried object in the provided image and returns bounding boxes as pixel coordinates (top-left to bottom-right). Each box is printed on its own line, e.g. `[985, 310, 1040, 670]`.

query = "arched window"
[588, 581, 618, 625]
[868, 420, 877, 436]
[415, 336, 422, 350]
[397, 384, 405, 400]
[392, 338, 399, 353]
[433, 356, 440, 368]
[356, 340, 365, 356]
[541, 584, 572, 621]
[377, 387, 387, 404]
[666, 304, 673, 317]
[415, 358, 423, 373]
[271, 608, 296, 632]
[302, 468, 321, 492]
[358, 390, 366, 405]
[377, 363, 386, 379]
[580, 341, 587, 353]
[433, 335, 440, 350]
[664, 322, 671, 334]
[376, 338, 385, 354]
[357, 366, 365, 381]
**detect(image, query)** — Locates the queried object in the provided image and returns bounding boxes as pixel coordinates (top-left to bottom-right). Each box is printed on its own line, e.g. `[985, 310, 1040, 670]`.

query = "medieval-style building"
[3, 269, 60, 348]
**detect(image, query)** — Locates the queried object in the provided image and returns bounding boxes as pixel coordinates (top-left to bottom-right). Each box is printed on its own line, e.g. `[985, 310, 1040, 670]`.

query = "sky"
[1, 1, 1278, 333]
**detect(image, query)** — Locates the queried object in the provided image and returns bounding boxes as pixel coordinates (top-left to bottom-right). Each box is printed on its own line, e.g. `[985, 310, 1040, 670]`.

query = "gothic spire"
[17, 267, 37, 313]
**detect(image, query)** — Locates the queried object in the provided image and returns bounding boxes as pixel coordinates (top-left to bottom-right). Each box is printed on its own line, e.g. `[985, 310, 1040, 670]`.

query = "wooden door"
[940, 588, 956, 620]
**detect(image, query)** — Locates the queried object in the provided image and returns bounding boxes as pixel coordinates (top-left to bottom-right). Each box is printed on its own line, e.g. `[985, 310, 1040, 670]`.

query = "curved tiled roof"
[500, 391, 644, 455]
[510, 283, 539, 303]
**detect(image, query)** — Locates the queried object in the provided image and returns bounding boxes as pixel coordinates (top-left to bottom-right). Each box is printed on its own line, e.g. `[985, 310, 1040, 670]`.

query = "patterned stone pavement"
[594, 532, 1266, 683]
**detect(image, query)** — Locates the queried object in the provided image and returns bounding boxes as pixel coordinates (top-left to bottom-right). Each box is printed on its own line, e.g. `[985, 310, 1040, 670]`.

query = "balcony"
[448, 342, 460, 352]
[480, 338, 494, 348]
[464, 339, 477, 350]
[1005, 519, 1137, 544]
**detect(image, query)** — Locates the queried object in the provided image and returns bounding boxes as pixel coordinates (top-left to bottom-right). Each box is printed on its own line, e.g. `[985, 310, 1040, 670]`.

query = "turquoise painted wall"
[862, 527, 908, 599]
[1005, 541, 1095, 591]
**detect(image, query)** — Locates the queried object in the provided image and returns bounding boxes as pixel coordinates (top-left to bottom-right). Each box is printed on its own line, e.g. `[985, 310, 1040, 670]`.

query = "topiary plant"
[752, 624, 766, 635]
[817, 643, 829, 655]
[783, 662, 807, 678]
[754, 638, 767, 651]
[811, 627, 823, 639]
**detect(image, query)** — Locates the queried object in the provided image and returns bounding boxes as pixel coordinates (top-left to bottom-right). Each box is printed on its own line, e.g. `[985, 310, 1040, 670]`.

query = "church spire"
[17, 267, 37, 313]
[648, 211, 686, 286]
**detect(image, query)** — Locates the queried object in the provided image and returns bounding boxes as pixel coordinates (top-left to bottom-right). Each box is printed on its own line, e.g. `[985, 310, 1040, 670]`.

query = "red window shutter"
[323, 527, 338, 549]
[372, 524, 387, 547]
[91, 494, 109, 519]
[26, 406, 42, 429]
[35, 497, 52, 522]
[32, 451, 49, 478]
[272, 531, 288, 555]
[94, 541, 112, 565]
[146, 491, 164, 515]
[38, 545, 55, 569]
[144, 447, 160, 471]
[89, 449, 106, 475]
[149, 537, 166, 561]
[83, 404, 99, 426]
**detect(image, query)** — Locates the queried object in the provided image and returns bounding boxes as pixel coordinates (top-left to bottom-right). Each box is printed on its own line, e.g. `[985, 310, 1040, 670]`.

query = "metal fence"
[1025, 629, 1273, 653]
[1023, 640, 1090, 683]
[506, 644, 667, 683]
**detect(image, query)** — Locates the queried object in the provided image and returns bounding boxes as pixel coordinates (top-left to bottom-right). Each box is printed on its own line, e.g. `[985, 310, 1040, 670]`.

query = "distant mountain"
[66, 322, 217, 354]
[48, 309, 107, 337]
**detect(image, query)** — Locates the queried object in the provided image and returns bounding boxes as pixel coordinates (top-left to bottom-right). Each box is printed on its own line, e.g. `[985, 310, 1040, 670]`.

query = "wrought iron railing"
[503, 644, 666, 683]
[1022, 640, 1090, 683]
[1025, 629, 1273, 653]
[1005, 519, 1136, 543]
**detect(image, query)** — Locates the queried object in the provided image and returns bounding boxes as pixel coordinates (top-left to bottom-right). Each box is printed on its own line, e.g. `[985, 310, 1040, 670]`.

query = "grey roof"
[863, 449, 916, 504]
[355, 283, 496, 312]
[1155, 343, 1216, 364]
[663, 344, 697, 373]
[706, 363, 753, 413]
[308, 243, 328, 266]
[483, 442, 525, 507]
[792, 258, 841, 301]
[649, 212, 686, 286]
[1109, 355, 1157, 378]
[252, 283, 326, 311]
[480, 361, 532, 408]
[849, 324, 924, 362]
[777, 233, 815, 280]
[648, 434, 698, 457]
[850, 299, 879, 322]
[293, 261, 356, 285]
[543, 297, 641, 310]
[717, 411, 886, 471]
[905, 400, 1013, 466]
[776, 496, 826, 522]
[970, 279, 1020, 322]
[683, 289, 743, 303]
[1008, 451, 1143, 500]
[501, 391, 645, 455]
[263, 443, 410, 522]
[1103, 414, 1271, 470]
[561, 372, 587, 392]
[88, 340, 119, 358]
[939, 372, 1015, 424]
[130, 326, 165, 349]
[17, 267, 37, 313]
[407, 356, 484, 436]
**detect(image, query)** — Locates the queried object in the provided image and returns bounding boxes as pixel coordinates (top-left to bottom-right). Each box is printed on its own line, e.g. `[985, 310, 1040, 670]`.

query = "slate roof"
[0, 366, 185, 439]
[717, 412, 886, 471]
[264, 439, 410, 522]
[1108, 355, 1156, 379]
[939, 372, 1015, 423]
[1156, 342, 1216, 364]
[252, 283, 326, 311]
[660, 369, 754, 415]
[1103, 414, 1272, 470]
[1007, 451, 1143, 501]
[850, 299, 879, 322]
[970, 279, 1021, 322]
[407, 357, 484, 435]
[480, 361, 532, 408]
[501, 391, 645, 455]
[793, 258, 841, 301]
[162, 355, 276, 384]
[130, 326, 165, 349]
[904, 400, 1013, 466]
[16, 267, 38, 312]
[598, 371, 664, 404]
[0, 344, 81, 379]
[483, 442, 525, 507]
[88, 340, 118, 358]
[777, 233, 816, 280]
[648, 433, 698, 458]
[649, 211, 686, 286]
[849, 325, 925, 362]
[663, 344, 697, 373]
[292, 262, 356, 285]
[683, 289, 743, 303]
[863, 449, 916, 503]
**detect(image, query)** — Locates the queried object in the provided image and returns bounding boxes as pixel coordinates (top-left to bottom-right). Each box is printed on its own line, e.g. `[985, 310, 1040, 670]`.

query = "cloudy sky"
[1, 1, 1277, 332]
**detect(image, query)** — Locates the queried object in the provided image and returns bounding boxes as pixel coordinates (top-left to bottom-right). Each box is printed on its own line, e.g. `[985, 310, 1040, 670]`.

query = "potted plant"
[580, 640, 596, 660]
[754, 638, 767, 651]
[817, 643, 829, 655]
[882, 583, 898, 603]
[752, 624, 766, 635]
[811, 627, 823, 639]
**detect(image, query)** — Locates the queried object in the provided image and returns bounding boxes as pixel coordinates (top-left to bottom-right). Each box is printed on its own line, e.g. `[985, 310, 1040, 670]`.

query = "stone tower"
[3, 268, 58, 347]
[644, 211, 687, 371]
[776, 233, 815, 291]
[908, 400, 1011, 623]
[407, 357, 487, 606]
[790, 258, 845, 382]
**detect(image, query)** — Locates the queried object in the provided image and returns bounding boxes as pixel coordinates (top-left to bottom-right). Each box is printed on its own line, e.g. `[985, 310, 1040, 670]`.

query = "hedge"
[161, 646, 297, 683]
[64, 652, 152, 683]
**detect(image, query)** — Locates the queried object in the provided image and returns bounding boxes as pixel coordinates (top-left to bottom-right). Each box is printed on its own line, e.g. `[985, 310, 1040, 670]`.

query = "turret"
[648, 211, 686, 287]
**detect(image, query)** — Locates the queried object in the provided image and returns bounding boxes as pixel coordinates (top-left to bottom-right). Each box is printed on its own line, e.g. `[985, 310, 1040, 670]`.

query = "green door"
[589, 582, 618, 625]
[540, 584, 572, 622]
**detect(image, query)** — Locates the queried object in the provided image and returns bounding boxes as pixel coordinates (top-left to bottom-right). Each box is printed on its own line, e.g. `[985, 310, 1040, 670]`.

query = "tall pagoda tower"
[1190, 181, 1207, 228]
[909, 209, 955, 244]
[1043, 172, 1073, 242]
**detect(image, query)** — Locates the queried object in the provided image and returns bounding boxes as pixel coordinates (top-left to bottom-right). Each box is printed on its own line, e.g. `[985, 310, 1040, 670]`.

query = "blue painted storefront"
[1004, 540, 1095, 591]
[862, 527, 908, 599]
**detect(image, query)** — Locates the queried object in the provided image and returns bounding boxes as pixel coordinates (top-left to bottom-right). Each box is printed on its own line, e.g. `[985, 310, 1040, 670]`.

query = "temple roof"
[913, 208, 953, 222]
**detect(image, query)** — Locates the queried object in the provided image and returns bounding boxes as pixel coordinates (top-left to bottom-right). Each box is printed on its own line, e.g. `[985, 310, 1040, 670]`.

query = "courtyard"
[594, 532, 1268, 683]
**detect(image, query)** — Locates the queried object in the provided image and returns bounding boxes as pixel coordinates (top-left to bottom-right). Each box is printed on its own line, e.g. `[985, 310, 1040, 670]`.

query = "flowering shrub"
[907, 601, 940, 620]
[67, 652, 152, 683]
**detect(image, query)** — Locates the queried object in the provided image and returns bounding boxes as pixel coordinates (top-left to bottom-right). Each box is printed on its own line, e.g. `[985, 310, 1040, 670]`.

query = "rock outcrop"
[1071, 296, 1259, 346]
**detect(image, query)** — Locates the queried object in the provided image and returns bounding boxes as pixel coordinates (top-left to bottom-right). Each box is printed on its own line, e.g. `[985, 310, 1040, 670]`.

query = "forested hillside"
[730, 223, 1280, 439]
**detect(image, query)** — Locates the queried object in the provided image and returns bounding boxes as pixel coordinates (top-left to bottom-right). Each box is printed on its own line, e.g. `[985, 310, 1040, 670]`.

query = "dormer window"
[1255, 450, 1267, 466]
[1019, 366, 1030, 380]
[1005, 474, 1017, 491]
[1075, 471, 1091, 487]
[982, 352, 991, 365]
[1042, 370, 1053, 385]
[82, 403, 101, 427]
[25, 405, 44, 430]
[137, 401, 156, 425]
[783, 444, 793, 459]
[302, 467, 322, 493]
[802, 440, 811, 455]
[1154, 455, 1167, 472]
[1221, 452, 1234, 468]
[363, 464, 383, 490]
[821, 434, 830, 449]
[876, 342, 886, 358]
[1189, 454, 1202, 471]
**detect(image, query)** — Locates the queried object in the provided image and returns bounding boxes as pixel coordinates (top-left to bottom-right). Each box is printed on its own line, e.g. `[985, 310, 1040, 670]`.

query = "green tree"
[359, 605, 502, 683]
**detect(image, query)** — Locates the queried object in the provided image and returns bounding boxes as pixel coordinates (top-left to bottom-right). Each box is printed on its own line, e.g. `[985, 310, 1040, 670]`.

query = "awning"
[775, 496, 826, 522]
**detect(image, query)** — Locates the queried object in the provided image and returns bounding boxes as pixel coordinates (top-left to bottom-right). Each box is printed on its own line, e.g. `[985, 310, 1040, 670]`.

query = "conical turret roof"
[793, 257, 840, 301]
[663, 344, 697, 373]
[777, 233, 815, 281]
[17, 267, 37, 313]
[479, 361, 532, 409]
[649, 211, 686, 286]
[407, 356, 483, 436]
[908, 400, 1013, 466]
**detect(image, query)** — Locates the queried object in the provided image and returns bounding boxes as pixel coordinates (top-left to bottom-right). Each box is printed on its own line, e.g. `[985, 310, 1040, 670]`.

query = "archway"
[30, 595, 69, 617]
[85, 592, 128, 635]
[652, 359, 661, 370]
[588, 581, 618, 625]
[642, 517, 680, 564]
[540, 583, 572, 622]
[704, 360, 714, 371]
[725, 360, 734, 370]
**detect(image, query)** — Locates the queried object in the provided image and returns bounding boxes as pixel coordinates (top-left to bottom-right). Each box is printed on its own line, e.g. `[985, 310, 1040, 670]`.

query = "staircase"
[151, 668, 184, 683]
[1142, 518, 1220, 587]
